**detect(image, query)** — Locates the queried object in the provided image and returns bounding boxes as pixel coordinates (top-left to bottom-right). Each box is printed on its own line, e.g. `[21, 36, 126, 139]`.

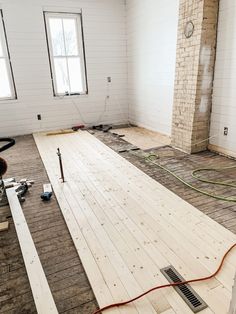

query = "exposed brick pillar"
[171, 0, 219, 153]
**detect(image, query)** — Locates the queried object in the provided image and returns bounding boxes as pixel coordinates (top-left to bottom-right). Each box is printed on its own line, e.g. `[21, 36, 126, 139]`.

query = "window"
[0, 10, 16, 100]
[44, 12, 88, 96]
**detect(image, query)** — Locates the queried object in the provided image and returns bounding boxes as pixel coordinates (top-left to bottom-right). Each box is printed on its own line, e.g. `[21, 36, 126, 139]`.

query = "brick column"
[171, 0, 219, 153]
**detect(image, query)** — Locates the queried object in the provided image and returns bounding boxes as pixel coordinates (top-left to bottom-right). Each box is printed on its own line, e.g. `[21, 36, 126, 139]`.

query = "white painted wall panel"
[0, 0, 128, 137]
[210, 0, 236, 154]
[126, 0, 179, 135]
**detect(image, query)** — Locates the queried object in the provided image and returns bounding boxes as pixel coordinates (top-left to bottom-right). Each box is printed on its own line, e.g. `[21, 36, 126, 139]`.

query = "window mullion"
[61, 19, 71, 94]
[53, 55, 79, 58]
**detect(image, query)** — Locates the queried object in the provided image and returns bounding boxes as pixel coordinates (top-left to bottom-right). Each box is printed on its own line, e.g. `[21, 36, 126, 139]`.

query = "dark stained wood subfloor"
[0, 135, 98, 314]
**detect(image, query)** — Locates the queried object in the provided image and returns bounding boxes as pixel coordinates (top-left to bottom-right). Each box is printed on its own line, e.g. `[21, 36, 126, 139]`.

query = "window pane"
[68, 57, 83, 93]
[54, 57, 70, 94]
[49, 18, 65, 56]
[0, 59, 11, 98]
[63, 18, 78, 56]
[46, 12, 87, 96]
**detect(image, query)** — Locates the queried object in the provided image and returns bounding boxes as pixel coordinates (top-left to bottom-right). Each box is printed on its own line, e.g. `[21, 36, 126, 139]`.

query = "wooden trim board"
[34, 131, 236, 314]
[208, 144, 236, 160]
[0, 221, 9, 231]
[6, 188, 58, 314]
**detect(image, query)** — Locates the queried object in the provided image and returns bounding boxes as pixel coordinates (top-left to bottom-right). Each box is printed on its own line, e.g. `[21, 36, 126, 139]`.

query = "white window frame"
[44, 11, 88, 97]
[0, 10, 16, 100]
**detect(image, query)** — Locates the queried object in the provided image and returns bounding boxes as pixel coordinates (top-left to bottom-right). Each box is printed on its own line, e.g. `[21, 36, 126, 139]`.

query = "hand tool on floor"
[0, 138, 15, 207]
[0, 138, 34, 207]
[92, 124, 112, 133]
[41, 183, 52, 201]
[72, 124, 85, 131]
[57, 148, 65, 183]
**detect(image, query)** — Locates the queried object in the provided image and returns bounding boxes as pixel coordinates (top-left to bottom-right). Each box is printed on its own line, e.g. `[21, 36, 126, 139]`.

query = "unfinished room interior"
[1, 0, 236, 313]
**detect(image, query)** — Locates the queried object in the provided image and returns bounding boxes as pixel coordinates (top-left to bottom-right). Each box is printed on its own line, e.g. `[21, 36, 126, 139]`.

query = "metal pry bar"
[57, 148, 65, 183]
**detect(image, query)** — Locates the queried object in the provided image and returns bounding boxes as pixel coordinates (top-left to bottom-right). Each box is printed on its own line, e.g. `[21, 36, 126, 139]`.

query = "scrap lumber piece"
[0, 221, 9, 232]
[46, 129, 75, 136]
[6, 188, 58, 314]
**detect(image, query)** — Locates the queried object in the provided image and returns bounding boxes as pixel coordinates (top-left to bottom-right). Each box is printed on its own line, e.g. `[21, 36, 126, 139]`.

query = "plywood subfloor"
[0, 135, 97, 314]
[113, 127, 171, 150]
[34, 131, 236, 314]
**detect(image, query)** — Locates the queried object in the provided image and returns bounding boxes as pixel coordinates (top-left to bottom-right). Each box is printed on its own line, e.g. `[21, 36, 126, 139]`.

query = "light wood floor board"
[34, 131, 236, 314]
[6, 188, 58, 314]
[113, 127, 171, 150]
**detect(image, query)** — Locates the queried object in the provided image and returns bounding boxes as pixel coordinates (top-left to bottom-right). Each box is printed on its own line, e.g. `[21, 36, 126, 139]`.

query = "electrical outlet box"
[224, 127, 228, 136]
[37, 114, 42, 121]
[107, 77, 112, 83]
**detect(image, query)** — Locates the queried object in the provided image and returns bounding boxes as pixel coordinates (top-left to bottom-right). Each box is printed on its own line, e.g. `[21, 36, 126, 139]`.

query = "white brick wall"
[0, 0, 128, 137]
[210, 0, 236, 155]
[126, 0, 179, 136]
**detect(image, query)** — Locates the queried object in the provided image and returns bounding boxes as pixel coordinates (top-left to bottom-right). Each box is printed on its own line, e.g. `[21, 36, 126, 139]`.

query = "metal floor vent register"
[161, 266, 208, 313]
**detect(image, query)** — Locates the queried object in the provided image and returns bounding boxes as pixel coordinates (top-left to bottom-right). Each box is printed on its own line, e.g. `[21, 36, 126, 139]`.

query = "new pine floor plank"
[34, 131, 236, 314]
[6, 188, 58, 314]
[67, 133, 236, 286]
[61, 133, 230, 313]
[59, 135, 226, 314]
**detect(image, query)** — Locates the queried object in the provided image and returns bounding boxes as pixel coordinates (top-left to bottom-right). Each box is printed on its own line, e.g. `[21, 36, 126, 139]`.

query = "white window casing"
[0, 10, 16, 100]
[44, 12, 88, 97]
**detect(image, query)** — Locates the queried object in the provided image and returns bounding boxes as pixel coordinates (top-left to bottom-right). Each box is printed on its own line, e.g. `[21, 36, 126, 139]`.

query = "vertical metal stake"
[57, 148, 65, 183]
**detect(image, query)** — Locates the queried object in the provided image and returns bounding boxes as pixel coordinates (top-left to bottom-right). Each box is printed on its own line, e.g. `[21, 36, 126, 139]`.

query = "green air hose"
[144, 154, 236, 203]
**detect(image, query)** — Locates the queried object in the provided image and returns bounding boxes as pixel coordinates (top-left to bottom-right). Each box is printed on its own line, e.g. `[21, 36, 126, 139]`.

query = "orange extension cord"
[92, 243, 236, 314]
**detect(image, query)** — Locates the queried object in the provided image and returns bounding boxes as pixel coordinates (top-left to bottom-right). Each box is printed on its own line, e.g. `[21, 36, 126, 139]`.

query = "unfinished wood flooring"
[113, 127, 171, 150]
[6, 188, 58, 314]
[34, 131, 236, 314]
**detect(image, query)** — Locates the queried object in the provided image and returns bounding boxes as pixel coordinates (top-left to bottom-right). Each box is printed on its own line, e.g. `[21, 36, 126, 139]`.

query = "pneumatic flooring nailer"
[0, 138, 33, 207]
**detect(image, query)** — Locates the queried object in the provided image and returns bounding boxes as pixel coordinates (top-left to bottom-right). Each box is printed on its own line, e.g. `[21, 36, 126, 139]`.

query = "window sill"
[0, 98, 18, 103]
[53, 93, 88, 100]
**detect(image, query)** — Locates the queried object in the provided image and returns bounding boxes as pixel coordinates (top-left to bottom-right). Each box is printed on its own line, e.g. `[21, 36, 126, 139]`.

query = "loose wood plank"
[0, 221, 9, 232]
[6, 188, 58, 314]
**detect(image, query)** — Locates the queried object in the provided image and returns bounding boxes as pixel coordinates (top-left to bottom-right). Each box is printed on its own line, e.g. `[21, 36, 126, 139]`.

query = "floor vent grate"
[161, 266, 208, 313]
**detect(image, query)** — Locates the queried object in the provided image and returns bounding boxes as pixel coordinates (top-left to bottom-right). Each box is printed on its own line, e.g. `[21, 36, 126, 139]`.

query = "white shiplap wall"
[0, 0, 128, 137]
[126, 0, 179, 136]
[209, 0, 236, 156]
